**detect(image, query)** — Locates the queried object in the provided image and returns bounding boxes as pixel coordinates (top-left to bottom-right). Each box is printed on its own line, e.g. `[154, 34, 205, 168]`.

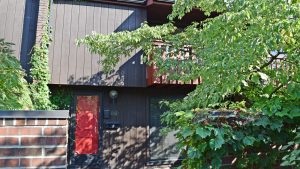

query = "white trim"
[42, 126, 44, 135]
[42, 147, 45, 156]
[18, 136, 21, 146]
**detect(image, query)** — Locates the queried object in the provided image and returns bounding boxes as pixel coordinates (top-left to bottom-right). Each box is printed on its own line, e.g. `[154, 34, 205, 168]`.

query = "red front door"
[75, 96, 100, 155]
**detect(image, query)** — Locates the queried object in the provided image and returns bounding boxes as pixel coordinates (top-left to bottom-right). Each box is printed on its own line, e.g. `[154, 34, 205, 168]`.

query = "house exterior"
[0, 0, 208, 168]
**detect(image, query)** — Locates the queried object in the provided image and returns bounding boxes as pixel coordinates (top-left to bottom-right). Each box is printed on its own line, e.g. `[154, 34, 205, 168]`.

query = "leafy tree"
[0, 39, 33, 110]
[79, 0, 300, 168]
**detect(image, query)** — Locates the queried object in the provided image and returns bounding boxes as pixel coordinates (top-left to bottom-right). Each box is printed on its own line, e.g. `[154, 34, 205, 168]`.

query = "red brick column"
[0, 116, 68, 168]
[35, 0, 50, 44]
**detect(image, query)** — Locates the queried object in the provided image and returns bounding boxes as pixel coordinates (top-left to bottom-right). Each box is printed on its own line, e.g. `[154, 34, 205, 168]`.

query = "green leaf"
[251, 73, 261, 84]
[175, 111, 185, 116]
[290, 107, 300, 117]
[214, 128, 225, 137]
[243, 136, 256, 146]
[209, 135, 225, 150]
[196, 127, 211, 138]
[182, 128, 193, 138]
[232, 131, 244, 141]
[185, 112, 195, 119]
[188, 147, 201, 158]
[270, 120, 283, 131]
[197, 143, 207, 152]
[211, 158, 222, 169]
[253, 116, 270, 127]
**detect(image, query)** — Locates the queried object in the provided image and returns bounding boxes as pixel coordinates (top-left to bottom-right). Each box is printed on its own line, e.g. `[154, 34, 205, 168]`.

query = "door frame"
[146, 95, 184, 166]
[68, 91, 104, 168]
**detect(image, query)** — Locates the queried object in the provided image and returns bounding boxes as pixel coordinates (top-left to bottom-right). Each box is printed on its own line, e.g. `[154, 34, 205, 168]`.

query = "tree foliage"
[78, 23, 176, 73]
[0, 39, 33, 110]
[79, 0, 300, 168]
[50, 87, 72, 110]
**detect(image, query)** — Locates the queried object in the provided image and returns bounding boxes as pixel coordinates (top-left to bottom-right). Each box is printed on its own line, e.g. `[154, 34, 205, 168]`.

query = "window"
[149, 97, 181, 162]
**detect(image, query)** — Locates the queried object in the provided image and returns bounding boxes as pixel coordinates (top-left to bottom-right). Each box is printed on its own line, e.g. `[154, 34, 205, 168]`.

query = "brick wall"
[35, 0, 50, 44]
[0, 111, 69, 168]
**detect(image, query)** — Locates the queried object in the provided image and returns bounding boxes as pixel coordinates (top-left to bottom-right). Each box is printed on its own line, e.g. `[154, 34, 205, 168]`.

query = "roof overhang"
[147, 0, 213, 27]
[87, 0, 147, 7]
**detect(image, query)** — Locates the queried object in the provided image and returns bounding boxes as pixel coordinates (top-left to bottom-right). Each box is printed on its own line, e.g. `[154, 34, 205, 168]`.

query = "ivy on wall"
[29, 0, 52, 110]
[30, 24, 52, 110]
[1, 0, 71, 110]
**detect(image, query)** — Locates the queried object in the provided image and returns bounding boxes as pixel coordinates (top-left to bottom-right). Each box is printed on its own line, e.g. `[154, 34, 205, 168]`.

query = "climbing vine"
[29, 1, 52, 110]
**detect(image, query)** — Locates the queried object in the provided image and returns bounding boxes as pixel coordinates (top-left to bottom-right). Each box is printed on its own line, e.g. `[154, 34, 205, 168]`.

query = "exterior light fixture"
[109, 90, 118, 100]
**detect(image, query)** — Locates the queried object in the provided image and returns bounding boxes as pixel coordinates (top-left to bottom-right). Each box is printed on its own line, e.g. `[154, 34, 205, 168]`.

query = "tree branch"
[260, 51, 284, 70]
[268, 83, 285, 99]
[268, 76, 292, 99]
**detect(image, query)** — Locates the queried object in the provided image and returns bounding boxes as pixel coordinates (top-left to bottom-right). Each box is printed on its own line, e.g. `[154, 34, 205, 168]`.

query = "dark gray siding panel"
[67, 1, 78, 86]
[0, 0, 38, 73]
[0, 0, 23, 60]
[60, 3, 72, 83]
[103, 88, 148, 169]
[49, 1, 147, 87]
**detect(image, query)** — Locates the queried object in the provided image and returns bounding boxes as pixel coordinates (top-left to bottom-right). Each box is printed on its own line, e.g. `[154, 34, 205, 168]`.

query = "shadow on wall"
[102, 126, 147, 169]
[66, 126, 180, 169]
[50, 0, 146, 87]
[100, 126, 180, 169]
[67, 50, 144, 86]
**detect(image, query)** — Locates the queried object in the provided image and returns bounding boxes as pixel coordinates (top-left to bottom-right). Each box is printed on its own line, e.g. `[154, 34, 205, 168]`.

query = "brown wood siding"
[102, 87, 189, 169]
[0, 0, 26, 61]
[0, 0, 39, 74]
[49, 1, 147, 87]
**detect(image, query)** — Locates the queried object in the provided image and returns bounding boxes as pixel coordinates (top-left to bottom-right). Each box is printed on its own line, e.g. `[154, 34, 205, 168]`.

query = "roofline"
[87, 0, 147, 8]
[87, 0, 174, 8]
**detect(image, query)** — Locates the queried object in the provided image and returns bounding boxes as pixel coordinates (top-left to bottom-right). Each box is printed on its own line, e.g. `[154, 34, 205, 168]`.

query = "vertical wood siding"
[49, 1, 147, 87]
[0, 0, 38, 73]
[101, 88, 148, 168]
[58, 86, 195, 169]
[0, 0, 25, 60]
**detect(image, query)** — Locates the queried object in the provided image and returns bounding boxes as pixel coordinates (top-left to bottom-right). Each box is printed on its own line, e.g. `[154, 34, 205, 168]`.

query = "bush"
[0, 39, 33, 110]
